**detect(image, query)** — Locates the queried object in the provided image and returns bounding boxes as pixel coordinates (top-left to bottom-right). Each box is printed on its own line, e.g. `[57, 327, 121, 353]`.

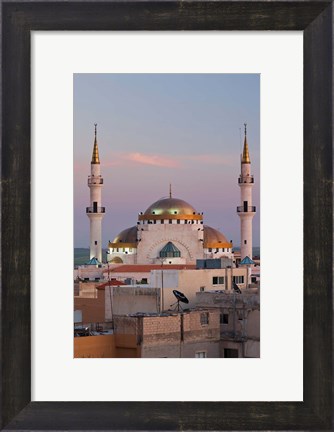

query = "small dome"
[110, 256, 123, 264]
[109, 226, 137, 247]
[203, 225, 231, 248]
[143, 197, 198, 217]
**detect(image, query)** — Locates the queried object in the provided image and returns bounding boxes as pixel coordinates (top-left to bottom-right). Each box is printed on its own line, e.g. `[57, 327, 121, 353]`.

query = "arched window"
[159, 242, 181, 258]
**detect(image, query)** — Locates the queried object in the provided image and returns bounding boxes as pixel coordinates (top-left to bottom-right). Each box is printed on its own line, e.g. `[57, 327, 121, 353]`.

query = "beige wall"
[152, 267, 248, 310]
[113, 310, 220, 358]
[74, 334, 115, 358]
[74, 333, 141, 358]
[74, 289, 105, 323]
[197, 290, 260, 358]
[105, 286, 161, 320]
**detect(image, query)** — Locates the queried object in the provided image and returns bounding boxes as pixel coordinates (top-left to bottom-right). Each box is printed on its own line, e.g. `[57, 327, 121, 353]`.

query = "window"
[244, 240, 247, 244]
[94, 241, 97, 245]
[212, 276, 224, 285]
[177, 219, 180, 224]
[161, 220, 164, 224]
[208, 248, 212, 252]
[159, 242, 181, 258]
[220, 313, 229, 324]
[169, 219, 172, 224]
[200, 286, 205, 292]
[233, 276, 244, 284]
[200, 312, 209, 325]
[224, 348, 238, 358]
[195, 351, 207, 358]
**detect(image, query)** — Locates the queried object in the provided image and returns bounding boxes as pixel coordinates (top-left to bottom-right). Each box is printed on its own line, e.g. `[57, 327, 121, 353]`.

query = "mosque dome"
[109, 226, 137, 248]
[203, 225, 232, 248]
[139, 197, 202, 221]
[110, 256, 123, 264]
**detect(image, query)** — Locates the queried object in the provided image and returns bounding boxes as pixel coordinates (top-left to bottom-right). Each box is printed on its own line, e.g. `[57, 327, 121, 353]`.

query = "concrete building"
[75, 257, 104, 282]
[113, 309, 221, 358]
[104, 263, 252, 321]
[196, 289, 260, 358]
[74, 306, 221, 358]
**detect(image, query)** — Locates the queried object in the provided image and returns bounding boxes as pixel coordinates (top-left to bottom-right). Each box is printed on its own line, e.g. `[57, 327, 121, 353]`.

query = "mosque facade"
[107, 195, 233, 265]
[86, 125, 255, 266]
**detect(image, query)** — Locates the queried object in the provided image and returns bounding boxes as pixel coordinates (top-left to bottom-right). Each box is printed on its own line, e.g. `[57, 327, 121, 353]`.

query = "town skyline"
[74, 73, 260, 249]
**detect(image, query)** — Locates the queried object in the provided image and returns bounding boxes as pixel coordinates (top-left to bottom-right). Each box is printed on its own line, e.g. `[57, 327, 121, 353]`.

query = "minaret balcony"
[238, 176, 254, 184]
[88, 177, 103, 185]
[86, 206, 105, 214]
[237, 206, 256, 213]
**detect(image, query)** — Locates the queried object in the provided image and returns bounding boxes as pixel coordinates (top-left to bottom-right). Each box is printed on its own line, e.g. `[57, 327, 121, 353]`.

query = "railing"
[88, 177, 103, 185]
[238, 176, 254, 184]
[86, 206, 106, 213]
[237, 206, 256, 213]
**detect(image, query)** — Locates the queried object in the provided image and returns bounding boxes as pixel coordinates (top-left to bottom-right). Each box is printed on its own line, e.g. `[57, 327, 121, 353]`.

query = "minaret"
[86, 124, 105, 262]
[237, 124, 256, 260]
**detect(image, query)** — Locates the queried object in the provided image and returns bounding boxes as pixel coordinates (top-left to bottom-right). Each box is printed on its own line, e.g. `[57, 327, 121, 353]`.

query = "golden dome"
[203, 225, 232, 248]
[140, 197, 202, 221]
[110, 256, 123, 264]
[109, 226, 137, 248]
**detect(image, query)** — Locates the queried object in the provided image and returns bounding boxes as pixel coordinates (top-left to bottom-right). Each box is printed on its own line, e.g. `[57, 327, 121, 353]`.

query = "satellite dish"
[233, 281, 242, 294]
[173, 290, 189, 304]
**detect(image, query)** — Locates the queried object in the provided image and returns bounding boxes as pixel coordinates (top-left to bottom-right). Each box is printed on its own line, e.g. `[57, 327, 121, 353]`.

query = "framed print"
[1, 1, 333, 431]
[33, 32, 301, 402]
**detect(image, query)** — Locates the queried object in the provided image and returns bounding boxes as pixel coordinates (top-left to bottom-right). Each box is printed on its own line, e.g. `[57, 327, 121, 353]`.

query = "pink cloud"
[128, 152, 181, 168]
[99, 151, 233, 169]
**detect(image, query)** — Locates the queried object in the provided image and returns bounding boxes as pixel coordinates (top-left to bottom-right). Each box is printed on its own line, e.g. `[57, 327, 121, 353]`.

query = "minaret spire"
[242, 122, 251, 164]
[169, 183, 172, 199]
[91, 123, 100, 164]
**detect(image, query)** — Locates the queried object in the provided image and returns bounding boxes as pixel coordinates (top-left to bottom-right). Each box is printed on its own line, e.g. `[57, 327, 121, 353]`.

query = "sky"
[74, 74, 260, 249]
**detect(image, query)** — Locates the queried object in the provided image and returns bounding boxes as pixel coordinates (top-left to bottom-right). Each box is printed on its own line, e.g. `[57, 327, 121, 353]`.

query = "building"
[113, 309, 221, 358]
[196, 289, 260, 358]
[75, 309, 221, 359]
[107, 196, 233, 265]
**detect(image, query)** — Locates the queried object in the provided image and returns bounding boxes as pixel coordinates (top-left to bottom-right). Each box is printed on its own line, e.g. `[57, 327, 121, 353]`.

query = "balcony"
[237, 206, 256, 213]
[238, 176, 254, 184]
[88, 177, 103, 185]
[86, 206, 105, 214]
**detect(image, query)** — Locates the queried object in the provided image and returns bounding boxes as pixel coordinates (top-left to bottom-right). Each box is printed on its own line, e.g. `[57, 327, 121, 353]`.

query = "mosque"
[86, 124, 256, 266]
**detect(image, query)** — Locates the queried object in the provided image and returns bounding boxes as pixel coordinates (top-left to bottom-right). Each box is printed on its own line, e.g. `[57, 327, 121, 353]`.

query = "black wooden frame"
[1, 1, 333, 430]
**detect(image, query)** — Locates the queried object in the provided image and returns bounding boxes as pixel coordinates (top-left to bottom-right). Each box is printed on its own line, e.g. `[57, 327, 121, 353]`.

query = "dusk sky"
[74, 74, 260, 249]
